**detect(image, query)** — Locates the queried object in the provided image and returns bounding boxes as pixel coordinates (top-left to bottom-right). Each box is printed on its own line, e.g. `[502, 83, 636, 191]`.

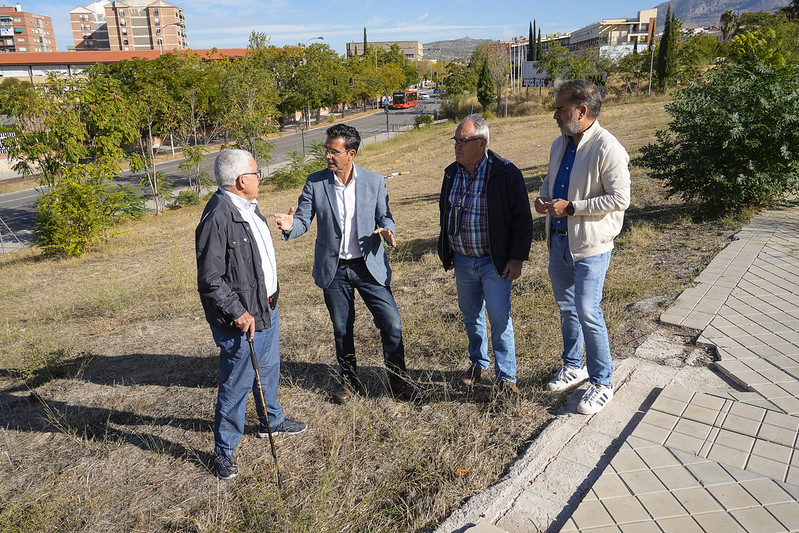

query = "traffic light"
[348, 76, 354, 87]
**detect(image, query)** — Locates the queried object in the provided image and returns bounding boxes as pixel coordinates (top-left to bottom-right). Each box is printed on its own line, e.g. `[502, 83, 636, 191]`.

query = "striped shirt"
[448, 154, 491, 257]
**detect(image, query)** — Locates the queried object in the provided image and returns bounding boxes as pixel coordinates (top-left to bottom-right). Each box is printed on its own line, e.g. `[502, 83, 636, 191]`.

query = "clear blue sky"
[36, 0, 659, 54]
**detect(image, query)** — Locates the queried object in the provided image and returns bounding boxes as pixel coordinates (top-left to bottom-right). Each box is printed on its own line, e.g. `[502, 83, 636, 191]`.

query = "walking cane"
[248, 336, 284, 490]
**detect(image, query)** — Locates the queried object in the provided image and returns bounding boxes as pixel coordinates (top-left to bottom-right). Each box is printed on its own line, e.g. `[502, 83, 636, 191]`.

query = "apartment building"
[346, 40, 423, 61]
[0, 4, 57, 53]
[70, 0, 187, 52]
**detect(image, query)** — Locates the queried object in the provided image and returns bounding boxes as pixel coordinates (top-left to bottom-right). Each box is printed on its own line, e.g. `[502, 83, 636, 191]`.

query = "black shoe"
[460, 365, 482, 387]
[214, 454, 238, 480]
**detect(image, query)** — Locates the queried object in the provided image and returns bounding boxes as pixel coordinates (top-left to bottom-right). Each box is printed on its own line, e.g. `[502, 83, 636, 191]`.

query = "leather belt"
[550, 228, 568, 236]
[338, 257, 365, 266]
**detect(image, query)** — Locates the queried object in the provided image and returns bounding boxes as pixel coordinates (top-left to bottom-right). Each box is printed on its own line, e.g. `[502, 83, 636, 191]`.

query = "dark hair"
[326, 124, 361, 153]
[554, 79, 602, 119]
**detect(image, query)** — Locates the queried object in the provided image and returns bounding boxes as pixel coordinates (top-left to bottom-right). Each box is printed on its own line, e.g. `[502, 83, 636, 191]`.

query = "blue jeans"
[323, 259, 406, 380]
[548, 233, 613, 387]
[453, 253, 517, 383]
[211, 306, 284, 458]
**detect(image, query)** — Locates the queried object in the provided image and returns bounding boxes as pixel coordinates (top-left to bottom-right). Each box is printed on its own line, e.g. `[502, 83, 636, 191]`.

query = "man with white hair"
[196, 149, 306, 480]
[438, 114, 533, 394]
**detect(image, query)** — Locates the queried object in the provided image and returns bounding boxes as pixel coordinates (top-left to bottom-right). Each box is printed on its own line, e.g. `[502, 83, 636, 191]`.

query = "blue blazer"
[282, 165, 396, 289]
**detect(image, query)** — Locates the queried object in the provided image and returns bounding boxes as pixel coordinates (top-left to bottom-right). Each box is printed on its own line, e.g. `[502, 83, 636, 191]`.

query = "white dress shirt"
[333, 167, 362, 259]
[221, 188, 278, 296]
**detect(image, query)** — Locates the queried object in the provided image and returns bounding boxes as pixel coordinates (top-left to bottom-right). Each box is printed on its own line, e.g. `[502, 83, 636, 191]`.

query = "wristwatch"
[566, 202, 575, 216]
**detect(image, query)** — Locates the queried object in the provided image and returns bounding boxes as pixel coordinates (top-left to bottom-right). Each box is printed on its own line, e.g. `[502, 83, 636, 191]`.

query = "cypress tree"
[528, 21, 535, 61]
[656, 6, 678, 91]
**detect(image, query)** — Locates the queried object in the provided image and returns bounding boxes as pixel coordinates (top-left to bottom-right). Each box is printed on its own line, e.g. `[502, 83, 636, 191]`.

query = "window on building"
[119, 8, 124, 17]
[18, 46, 25, 51]
[122, 27, 127, 35]
[153, 8, 159, 16]
[154, 17, 160, 25]
[120, 18, 125, 25]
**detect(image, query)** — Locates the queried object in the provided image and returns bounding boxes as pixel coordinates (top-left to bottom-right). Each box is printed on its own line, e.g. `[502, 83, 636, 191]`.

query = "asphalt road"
[0, 99, 440, 254]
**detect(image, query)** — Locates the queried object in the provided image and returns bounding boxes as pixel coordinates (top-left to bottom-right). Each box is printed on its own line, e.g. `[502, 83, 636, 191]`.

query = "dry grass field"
[0, 97, 744, 532]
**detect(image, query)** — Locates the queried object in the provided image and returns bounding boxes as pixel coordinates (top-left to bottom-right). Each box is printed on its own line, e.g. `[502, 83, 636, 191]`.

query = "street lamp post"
[158, 22, 185, 55]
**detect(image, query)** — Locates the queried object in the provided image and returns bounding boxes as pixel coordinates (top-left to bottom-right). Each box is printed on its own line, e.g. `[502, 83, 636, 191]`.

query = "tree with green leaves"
[781, 0, 799, 21]
[528, 21, 536, 61]
[363, 27, 368, 57]
[637, 29, 799, 216]
[720, 10, 738, 40]
[476, 59, 496, 113]
[218, 32, 279, 167]
[656, 6, 679, 91]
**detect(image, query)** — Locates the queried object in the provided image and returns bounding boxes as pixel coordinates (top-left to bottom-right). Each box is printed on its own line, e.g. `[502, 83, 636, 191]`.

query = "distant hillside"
[657, 0, 790, 28]
[422, 37, 497, 62]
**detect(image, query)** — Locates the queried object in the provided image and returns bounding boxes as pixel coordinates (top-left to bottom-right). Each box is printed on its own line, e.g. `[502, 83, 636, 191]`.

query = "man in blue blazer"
[274, 124, 415, 403]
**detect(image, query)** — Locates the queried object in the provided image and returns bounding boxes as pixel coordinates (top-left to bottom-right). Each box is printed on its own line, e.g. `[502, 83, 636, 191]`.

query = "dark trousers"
[322, 259, 406, 381]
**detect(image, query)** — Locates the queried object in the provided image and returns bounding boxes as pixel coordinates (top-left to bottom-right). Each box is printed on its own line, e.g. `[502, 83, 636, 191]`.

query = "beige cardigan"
[541, 120, 631, 261]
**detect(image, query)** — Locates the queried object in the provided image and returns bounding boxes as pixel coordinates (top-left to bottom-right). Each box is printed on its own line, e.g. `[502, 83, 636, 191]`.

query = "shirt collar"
[457, 153, 489, 178]
[220, 187, 257, 212]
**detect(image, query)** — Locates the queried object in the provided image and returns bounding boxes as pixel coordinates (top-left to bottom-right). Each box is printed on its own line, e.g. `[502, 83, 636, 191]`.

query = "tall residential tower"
[0, 4, 57, 53]
[70, 0, 187, 52]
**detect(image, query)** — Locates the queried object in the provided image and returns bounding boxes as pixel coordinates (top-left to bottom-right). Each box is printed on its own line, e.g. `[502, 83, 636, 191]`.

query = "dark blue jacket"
[438, 149, 533, 274]
[196, 189, 275, 333]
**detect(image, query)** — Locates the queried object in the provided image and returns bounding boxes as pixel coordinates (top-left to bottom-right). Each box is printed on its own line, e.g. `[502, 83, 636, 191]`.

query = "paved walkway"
[436, 202, 799, 533]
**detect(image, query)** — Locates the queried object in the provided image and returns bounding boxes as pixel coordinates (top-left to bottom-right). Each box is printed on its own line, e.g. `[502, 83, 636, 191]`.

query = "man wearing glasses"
[196, 149, 307, 480]
[274, 124, 416, 403]
[438, 114, 533, 394]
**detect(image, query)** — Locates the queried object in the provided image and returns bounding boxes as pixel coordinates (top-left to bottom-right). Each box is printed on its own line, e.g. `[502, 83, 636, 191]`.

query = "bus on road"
[390, 90, 418, 109]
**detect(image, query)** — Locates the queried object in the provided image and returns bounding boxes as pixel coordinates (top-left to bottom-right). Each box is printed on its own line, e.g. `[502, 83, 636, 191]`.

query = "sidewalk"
[435, 201, 799, 533]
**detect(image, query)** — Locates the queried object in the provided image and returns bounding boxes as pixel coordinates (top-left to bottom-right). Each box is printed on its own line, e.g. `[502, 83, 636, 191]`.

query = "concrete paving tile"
[686, 461, 737, 485]
[650, 396, 688, 417]
[755, 423, 798, 450]
[631, 422, 671, 445]
[560, 518, 579, 532]
[778, 380, 799, 397]
[715, 429, 757, 452]
[640, 409, 680, 431]
[750, 382, 791, 400]
[729, 507, 788, 533]
[674, 418, 713, 439]
[659, 386, 694, 403]
[570, 500, 615, 529]
[724, 463, 771, 482]
[655, 516, 705, 533]
[638, 491, 689, 520]
[618, 469, 667, 495]
[603, 496, 651, 524]
[664, 431, 707, 455]
[624, 435, 662, 450]
[729, 401, 767, 422]
[636, 446, 681, 469]
[770, 396, 799, 415]
[721, 414, 764, 437]
[683, 404, 724, 426]
[672, 486, 725, 514]
[766, 502, 799, 530]
[618, 522, 662, 533]
[745, 454, 789, 482]
[758, 367, 795, 383]
[610, 450, 649, 473]
[751, 439, 793, 464]
[728, 370, 771, 386]
[762, 410, 799, 431]
[715, 359, 752, 373]
[577, 526, 622, 533]
[591, 473, 632, 499]
[653, 465, 701, 491]
[706, 443, 751, 470]
[740, 478, 796, 505]
[707, 482, 761, 510]
[682, 311, 716, 329]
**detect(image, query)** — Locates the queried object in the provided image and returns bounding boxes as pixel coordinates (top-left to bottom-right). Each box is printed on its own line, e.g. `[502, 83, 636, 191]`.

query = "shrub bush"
[269, 142, 327, 190]
[413, 114, 434, 128]
[636, 57, 799, 216]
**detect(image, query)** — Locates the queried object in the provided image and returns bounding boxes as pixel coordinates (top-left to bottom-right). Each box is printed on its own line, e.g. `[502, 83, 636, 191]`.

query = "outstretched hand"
[373, 227, 396, 247]
[274, 207, 295, 231]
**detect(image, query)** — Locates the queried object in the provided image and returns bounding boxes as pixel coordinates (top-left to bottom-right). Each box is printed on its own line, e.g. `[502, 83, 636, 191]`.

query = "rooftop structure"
[346, 40, 423, 61]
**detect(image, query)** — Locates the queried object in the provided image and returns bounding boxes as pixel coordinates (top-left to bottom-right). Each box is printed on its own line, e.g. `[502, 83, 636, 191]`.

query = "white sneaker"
[546, 365, 589, 392]
[577, 384, 614, 415]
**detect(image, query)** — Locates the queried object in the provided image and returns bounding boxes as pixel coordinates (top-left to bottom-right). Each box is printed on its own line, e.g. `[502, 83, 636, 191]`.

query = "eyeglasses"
[450, 136, 484, 146]
[324, 147, 349, 156]
[238, 169, 262, 181]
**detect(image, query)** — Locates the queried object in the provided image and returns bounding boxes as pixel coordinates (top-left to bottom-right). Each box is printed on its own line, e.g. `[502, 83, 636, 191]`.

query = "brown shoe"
[333, 376, 362, 404]
[498, 381, 519, 395]
[460, 365, 482, 387]
[389, 375, 419, 402]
